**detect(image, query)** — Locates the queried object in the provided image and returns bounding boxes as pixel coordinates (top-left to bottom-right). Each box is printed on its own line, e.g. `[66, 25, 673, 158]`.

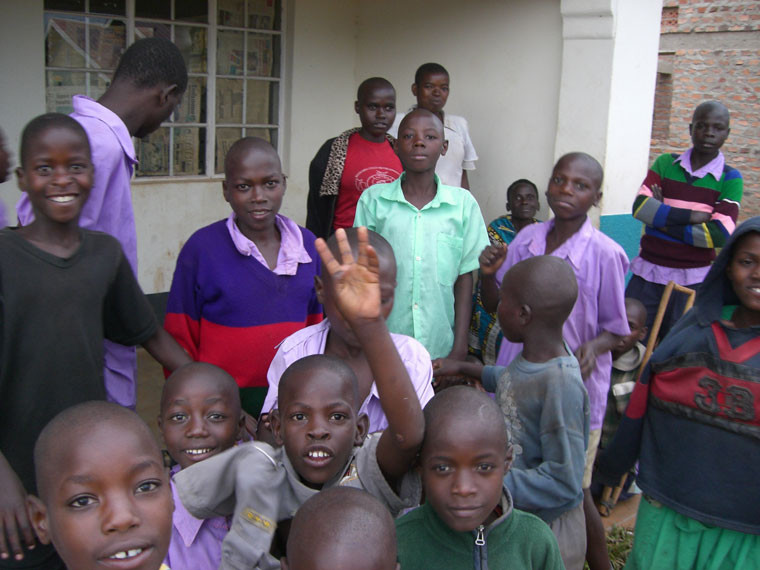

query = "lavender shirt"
[494, 218, 630, 430]
[262, 319, 435, 432]
[630, 149, 726, 286]
[165, 466, 228, 570]
[16, 95, 139, 407]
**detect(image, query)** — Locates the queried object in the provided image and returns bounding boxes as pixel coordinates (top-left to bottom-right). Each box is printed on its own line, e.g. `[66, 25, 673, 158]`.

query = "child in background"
[173, 227, 425, 569]
[17, 37, 188, 409]
[159, 362, 245, 570]
[392, 63, 477, 189]
[281, 487, 399, 570]
[260, 228, 434, 435]
[597, 216, 760, 569]
[627, 101, 743, 341]
[164, 137, 322, 418]
[433, 256, 589, 569]
[27, 401, 173, 570]
[0, 114, 189, 569]
[479, 152, 629, 570]
[306, 77, 401, 239]
[469, 178, 540, 364]
[355, 109, 489, 361]
[396, 386, 563, 569]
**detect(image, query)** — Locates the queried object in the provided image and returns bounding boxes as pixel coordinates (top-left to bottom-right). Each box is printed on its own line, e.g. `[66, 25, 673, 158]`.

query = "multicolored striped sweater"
[632, 152, 742, 268]
[164, 220, 322, 415]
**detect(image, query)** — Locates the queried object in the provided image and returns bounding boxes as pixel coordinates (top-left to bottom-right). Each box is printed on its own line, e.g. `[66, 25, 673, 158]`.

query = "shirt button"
[415, 256, 421, 261]
[417, 213, 421, 218]
[414, 303, 419, 310]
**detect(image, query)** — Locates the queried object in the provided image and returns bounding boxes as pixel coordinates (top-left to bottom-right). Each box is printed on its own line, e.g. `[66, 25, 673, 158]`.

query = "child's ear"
[504, 444, 514, 473]
[519, 303, 532, 325]
[354, 413, 369, 446]
[26, 495, 51, 545]
[159, 83, 180, 106]
[354, 100, 360, 115]
[270, 410, 284, 446]
[440, 139, 449, 157]
[221, 180, 231, 204]
[594, 190, 603, 207]
[411, 82, 418, 98]
[15, 166, 27, 191]
[314, 275, 325, 304]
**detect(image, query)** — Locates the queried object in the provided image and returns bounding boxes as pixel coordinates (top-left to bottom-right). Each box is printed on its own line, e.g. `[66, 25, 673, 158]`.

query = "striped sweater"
[165, 221, 322, 409]
[632, 152, 742, 268]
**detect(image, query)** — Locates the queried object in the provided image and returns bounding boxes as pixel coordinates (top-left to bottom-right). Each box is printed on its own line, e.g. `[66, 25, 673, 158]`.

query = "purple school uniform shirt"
[494, 217, 630, 431]
[16, 95, 140, 408]
[165, 466, 228, 570]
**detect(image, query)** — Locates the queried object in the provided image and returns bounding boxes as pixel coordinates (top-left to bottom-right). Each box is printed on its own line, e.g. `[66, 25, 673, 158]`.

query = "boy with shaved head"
[282, 487, 398, 570]
[628, 100, 743, 340]
[307, 77, 401, 238]
[434, 256, 589, 569]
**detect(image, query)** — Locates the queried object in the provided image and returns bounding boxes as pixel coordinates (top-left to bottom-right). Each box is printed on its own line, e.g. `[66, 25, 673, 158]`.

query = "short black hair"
[356, 77, 395, 102]
[278, 355, 360, 410]
[19, 113, 90, 168]
[113, 37, 188, 94]
[224, 136, 281, 176]
[506, 178, 539, 203]
[414, 62, 449, 86]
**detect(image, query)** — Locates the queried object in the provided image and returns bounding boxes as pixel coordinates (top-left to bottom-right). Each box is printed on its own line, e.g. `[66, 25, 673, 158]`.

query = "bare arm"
[0, 452, 36, 561]
[141, 328, 193, 373]
[479, 243, 507, 313]
[446, 272, 473, 361]
[315, 228, 424, 482]
[574, 331, 622, 380]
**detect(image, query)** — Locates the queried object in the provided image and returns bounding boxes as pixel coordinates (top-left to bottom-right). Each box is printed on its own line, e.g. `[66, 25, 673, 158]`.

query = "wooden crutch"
[597, 281, 696, 516]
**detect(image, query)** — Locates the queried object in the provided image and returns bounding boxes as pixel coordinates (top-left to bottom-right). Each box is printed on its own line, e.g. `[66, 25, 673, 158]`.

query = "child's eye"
[265, 180, 281, 189]
[290, 412, 306, 421]
[432, 464, 451, 474]
[69, 495, 97, 509]
[384, 105, 395, 111]
[36, 165, 52, 174]
[367, 104, 377, 110]
[207, 412, 226, 421]
[70, 164, 84, 172]
[169, 412, 187, 422]
[476, 463, 495, 472]
[135, 480, 161, 494]
[329, 412, 347, 421]
[236, 184, 250, 191]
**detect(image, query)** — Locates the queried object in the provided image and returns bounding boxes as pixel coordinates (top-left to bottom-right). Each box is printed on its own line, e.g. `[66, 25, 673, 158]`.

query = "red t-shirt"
[332, 133, 402, 230]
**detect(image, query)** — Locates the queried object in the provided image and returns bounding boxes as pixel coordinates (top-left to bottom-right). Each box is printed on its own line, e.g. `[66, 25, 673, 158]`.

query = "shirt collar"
[381, 174, 458, 208]
[71, 95, 137, 165]
[225, 213, 311, 275]
[526, 217, 593, 270]
[674, 148, 725, 180]
[170, 466, 206, 547]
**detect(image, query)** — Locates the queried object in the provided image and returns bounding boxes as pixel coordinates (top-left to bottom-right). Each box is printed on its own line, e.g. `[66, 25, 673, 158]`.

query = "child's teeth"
[50, 196, 75, 203]
[186, 448, 211, 455]
[110, 548, 142, 559]
[309, 450, 329, 458]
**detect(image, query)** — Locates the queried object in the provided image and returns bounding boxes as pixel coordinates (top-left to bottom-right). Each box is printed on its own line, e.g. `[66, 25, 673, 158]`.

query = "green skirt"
[626, 496, 760, 570]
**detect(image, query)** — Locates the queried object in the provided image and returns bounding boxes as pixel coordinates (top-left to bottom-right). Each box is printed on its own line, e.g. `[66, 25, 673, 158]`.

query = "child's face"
[317, 254, 396, 349]
[222, 147, 285, 239]
[395, 113, 447, 174]
[159, 374, 243, 470]
[17, 127, 93, 225]
[31, 425, 173, 570]
[0, 129, 11, 183]
[613, 303, 647, 358]
[412, 72, 450, 115]
[727, 232, 760, 325]
[545, 156, 601, 222]
[690, 106, 729, 156]
[507, 183, 539, 221]
[356, 85, 397, 140]
[419, 420, 509, 532]
[272, 369, 367, 489]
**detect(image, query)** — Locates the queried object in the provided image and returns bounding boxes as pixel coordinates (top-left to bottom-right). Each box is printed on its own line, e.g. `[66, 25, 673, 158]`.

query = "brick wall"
[650, 1, 760, 220]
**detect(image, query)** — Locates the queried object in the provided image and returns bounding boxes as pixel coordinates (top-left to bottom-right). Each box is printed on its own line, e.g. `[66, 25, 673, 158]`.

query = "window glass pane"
[246, 33, 276, 77]
[174, 127, 205, 175]
[135, 21, 171, 41]
[216, 78, 243, 123]
[136, 127, 170, 176]
[217, 30, 244, 76]
[175, 0, 208, 23]
[174, 77, 206, 123]
[246, 0, 276, 30]
[90, 0, 126, 15]
[175, 26, 207, 73]
[135, 0, 170, 20]
[46, 15, 86, 68]
[246, 80, 277, 125]
[243, 127, 277, 148]
[216, 128, 243, 174]
[88, 71, 111, 100]
[88, 18, 126, 69]
[46, 70, 85, 113]
[45, 0, 85, 11]
[218, 0, 244, 27]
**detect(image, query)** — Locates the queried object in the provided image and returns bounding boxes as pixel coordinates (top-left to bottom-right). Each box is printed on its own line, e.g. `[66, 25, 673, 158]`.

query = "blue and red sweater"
[165, 220, 322, 414]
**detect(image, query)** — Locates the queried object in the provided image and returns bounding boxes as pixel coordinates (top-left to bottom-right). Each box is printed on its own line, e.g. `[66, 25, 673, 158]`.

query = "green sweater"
[395, 490, 563, 570]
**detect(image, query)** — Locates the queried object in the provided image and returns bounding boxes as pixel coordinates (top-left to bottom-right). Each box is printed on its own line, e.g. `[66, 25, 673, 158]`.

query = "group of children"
[0, 34, 756, 570]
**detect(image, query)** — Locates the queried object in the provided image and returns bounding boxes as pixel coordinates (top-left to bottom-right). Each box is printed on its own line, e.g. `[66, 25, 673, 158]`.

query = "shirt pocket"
[436, 234, 463, 286]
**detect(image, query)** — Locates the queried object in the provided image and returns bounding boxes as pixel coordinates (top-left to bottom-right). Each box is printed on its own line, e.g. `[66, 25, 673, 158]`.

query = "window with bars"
[43, 0, 283, 178]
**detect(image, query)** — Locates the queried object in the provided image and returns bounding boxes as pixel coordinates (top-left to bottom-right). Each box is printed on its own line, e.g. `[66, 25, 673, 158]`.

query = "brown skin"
[97, 79, 183, 139]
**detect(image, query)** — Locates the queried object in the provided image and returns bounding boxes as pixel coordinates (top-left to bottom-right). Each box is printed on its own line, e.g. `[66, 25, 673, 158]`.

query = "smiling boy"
[27, 402, 173, 570]
[306, 77, 401, 238]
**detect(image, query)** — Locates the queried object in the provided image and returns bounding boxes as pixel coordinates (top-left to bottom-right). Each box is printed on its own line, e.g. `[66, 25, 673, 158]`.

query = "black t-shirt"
[0, 228, 158, 496]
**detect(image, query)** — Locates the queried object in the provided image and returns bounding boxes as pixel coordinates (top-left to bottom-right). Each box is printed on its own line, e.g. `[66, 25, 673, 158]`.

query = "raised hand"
[314, 227, 381, 323]
[479, 243, 507, 276]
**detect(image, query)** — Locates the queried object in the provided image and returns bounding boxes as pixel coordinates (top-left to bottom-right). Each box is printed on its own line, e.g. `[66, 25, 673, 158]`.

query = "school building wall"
[651, 0, 760, 220]
[0, 0, 663, 294]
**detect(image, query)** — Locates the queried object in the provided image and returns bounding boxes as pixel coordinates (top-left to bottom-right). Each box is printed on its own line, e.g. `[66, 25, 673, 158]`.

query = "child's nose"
[307, 418, 329, 439]
[452, 471, 477, 496]
[186, 416, 209, 437]
[101, 495, 141, 534]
